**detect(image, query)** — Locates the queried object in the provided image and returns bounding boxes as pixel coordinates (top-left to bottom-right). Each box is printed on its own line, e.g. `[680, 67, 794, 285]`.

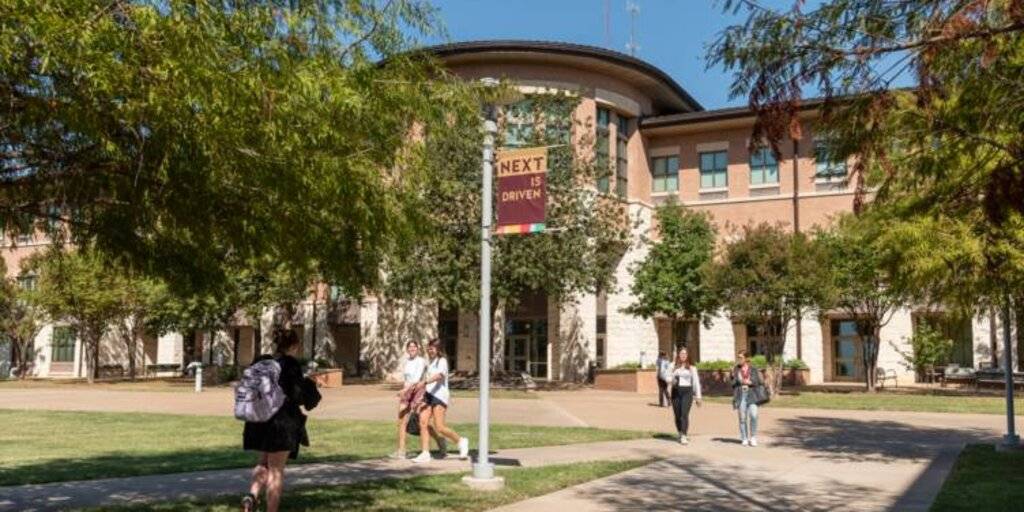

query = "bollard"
[187, 362, 203, 393]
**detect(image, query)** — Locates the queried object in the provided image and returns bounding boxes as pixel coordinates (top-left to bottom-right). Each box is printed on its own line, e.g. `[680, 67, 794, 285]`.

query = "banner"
[495, 146, 547, 235]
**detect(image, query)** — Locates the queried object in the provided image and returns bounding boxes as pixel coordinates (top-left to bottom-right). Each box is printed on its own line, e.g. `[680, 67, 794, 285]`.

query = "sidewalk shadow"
[770, 416, 994, 463]
[710, 437, 743, 445]
[574, 457, 882, 511]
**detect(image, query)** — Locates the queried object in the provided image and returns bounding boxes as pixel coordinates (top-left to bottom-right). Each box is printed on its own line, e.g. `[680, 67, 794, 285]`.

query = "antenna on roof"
[604, 0, 611, 49]
[625, 1, 640, 56]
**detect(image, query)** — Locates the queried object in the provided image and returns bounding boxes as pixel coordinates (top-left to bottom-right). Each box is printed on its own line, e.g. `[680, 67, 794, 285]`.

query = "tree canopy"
[0, 0, 478, 296]
[625, 202, 718, 328]
[383, 92, 630, 310]
[709, 0, 1024, 311]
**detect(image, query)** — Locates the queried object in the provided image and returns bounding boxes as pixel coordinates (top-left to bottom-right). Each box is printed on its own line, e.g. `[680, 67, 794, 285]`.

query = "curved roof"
[424, 40, 703, 114]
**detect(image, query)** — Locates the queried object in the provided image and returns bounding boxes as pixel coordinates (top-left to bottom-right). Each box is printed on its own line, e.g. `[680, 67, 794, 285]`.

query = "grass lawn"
[0, 409, 652, 486]
[0, 378, 232, 392]
[705, 391, 1024, 415]
[450, 389, 538, 400]
[931, 444, 1024, 512]
[85, 459, 650, 512]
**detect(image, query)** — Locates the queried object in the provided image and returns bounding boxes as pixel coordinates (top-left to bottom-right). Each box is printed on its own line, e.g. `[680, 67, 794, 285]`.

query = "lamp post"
[463, 77, 506, 490]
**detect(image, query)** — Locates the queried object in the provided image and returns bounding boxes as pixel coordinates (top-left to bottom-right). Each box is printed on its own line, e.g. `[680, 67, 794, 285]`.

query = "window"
[51, 326, 76, 363]
[17, 273, 37, 292]
[615, 116, 629, 197]
[815, 140, 847, 180]
[746, 321, 782, 358]
[650, 155, 679, 193]
[503, 100, 534, 148]
[749, 147, 778, 185]
[699, 151, 728, 189]
[542, 103, 572, 146]
[596, 107, 611, 193]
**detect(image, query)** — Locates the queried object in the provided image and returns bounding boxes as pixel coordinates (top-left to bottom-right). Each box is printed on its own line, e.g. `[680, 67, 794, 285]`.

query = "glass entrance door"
[832, 320, 864, 381]
[505, 319, 548, 378]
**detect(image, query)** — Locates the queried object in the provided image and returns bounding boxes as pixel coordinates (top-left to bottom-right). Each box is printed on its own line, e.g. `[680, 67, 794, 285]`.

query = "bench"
[876, 367, 898, 388]
[975, 369, 1024, 389]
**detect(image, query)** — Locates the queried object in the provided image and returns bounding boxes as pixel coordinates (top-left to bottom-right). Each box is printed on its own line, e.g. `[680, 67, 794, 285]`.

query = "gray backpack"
[234, 359, 286, 422]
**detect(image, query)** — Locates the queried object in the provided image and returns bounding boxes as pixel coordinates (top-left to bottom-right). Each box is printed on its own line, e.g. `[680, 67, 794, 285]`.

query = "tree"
[0, 0, 477, 298]
[709, 0, 1024, 330]
[27, 248, 128, 382]
[625, 202, 718, 344]
[813, 214, 906, 392]
[383, 93, 630, 336]
[115, 274, 170, 379]
[0, 260, 44, 378]
[710, 223, 823, 393]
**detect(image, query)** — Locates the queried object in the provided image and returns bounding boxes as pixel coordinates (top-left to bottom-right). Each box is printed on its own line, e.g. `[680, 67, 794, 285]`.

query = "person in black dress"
[242, 329, 311, 512]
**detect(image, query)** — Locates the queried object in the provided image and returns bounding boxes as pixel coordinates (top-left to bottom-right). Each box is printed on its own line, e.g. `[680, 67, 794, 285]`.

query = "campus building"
[1, 41, 1006, 383]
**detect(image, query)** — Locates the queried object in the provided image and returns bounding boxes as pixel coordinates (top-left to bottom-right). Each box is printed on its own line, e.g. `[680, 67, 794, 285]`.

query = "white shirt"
[402, 356, 426, 386]
[656, 357, 671, 381]
[425, 356, 450, 405]
[670, 365, 702, 400]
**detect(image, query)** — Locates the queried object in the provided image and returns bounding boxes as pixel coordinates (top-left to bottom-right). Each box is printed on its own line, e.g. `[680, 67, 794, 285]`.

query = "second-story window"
[615, 116, 630, 198]
[503, 99, 535, 148]
[651, 155, 679, 193]
[814, 139, 847, 180]
[17, 273, 38, 292]
[699, 150, 728, 189]
[596, 107, 611, 193]
[749, 147, 779, 185]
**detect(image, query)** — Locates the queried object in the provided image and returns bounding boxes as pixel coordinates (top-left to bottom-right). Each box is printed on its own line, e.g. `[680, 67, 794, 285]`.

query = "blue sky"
[424, 1, 753, 109]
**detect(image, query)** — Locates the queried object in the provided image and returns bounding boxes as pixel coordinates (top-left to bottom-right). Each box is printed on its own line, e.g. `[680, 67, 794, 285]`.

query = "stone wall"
[605, 202, 659, 368]
[359, 296, 438, 380]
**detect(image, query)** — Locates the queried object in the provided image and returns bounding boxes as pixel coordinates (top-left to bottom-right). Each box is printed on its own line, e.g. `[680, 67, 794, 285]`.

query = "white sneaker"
[388, 450, 406, 460]
[679, 435, 689, 445]
[437, 438, 448, 458]
[458, 437, 470, 459]
[750, 437, 758, 447]
[412, 451, 432, 463]
[741, 438, 750, 446]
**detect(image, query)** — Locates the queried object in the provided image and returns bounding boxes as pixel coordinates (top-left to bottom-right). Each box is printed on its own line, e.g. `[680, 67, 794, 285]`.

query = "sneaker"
[458, 437, 470, 459]
[741, 438, 750, 446]
[388, 450, 406, 460]
[750, 437, 758, 447]
[411, 451, 432, 464]
[679, 435, 689, 445]
[437, 438, 448, 458]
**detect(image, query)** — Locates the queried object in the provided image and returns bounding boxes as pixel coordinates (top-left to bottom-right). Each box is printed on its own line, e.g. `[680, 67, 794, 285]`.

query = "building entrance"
[505, 319, 548, 379]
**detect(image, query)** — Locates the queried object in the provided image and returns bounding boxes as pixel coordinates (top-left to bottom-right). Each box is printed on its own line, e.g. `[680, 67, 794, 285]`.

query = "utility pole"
[1001, 298, 1020, 450]
[625, 1, 640, 56]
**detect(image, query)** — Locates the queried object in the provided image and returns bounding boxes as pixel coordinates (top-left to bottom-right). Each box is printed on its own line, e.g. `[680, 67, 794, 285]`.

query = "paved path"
[0, 439, 669, 511]
[1, 385, 1017, 511]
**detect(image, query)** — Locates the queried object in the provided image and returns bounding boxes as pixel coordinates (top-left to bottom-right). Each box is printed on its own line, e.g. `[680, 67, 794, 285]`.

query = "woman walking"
[241, 329, 316, 512]
[392, 341, 427, 460]
[669, 347, 702, 445]
[412, 339, 470, 463]
[732, 350, 763, 447]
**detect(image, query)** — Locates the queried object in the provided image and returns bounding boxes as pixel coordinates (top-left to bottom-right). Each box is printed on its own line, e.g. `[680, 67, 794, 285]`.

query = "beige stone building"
[1, 41, 1003, 383]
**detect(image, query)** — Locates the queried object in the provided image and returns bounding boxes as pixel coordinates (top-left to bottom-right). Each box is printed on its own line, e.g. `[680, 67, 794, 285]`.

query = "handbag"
[406, 410, 421, 436]
[753, 384, 771, 406]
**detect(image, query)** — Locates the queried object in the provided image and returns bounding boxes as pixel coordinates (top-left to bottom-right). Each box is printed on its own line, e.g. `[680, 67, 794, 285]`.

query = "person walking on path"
[669, 347, 701, 444]
[732, 350, 764, 447]
[412, 339, 470, 463]
[241, 329, 318, 512]
[392, 341, 427, 460]
[656, 351, 671, 407]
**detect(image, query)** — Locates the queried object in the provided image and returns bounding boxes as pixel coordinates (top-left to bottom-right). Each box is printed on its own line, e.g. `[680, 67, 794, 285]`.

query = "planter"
[310, 369, 343, 388]
[782, 368, 810, 387]
[594, 368, 658, 393]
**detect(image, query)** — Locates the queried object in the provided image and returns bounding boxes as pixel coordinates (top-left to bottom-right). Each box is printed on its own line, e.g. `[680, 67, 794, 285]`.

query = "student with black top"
[241, 329, 317, 512]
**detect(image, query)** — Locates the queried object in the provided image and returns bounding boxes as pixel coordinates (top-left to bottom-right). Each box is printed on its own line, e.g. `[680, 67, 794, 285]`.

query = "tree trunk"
[128, 328, 138, 380]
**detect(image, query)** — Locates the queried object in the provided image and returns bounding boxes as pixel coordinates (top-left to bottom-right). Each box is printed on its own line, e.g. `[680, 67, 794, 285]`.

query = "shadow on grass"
[0, 447, 364, 487]
[770, 416, 995, 463]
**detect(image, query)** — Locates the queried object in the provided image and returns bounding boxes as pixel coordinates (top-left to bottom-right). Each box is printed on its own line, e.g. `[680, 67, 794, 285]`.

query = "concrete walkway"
[0, 438, 670, 511]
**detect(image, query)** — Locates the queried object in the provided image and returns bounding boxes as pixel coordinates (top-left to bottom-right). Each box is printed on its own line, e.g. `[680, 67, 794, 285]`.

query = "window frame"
[650, 155, 680, 193]
[814, 139, 848, 181]
[698, 150, 729, 190]
[615, 115, 629, 198]
[51, 326, 76, 363]
[596, 107, 612, 193]
[749, 147, 779, 186]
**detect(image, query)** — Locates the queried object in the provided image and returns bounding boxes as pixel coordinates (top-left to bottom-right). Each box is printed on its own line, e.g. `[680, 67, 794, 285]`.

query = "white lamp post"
[463, 77, 506, 491]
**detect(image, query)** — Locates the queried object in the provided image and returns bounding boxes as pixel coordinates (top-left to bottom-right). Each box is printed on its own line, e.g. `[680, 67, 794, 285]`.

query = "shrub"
[217, 365, 239, 382]
[612, 361, 642, 370]
[893, 325, 953, 374]
[696, 360, 733, 371]
[750, 355, 768, 369]
[784, 358, 809, 370]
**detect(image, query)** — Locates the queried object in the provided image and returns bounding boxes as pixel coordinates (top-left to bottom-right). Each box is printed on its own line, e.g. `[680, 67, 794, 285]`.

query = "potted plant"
[594, 361, 659, 393]
[305, 357, 343, 388]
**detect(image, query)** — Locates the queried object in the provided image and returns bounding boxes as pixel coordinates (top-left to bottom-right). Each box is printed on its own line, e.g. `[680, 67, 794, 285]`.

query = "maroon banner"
[495, 147, 547, 235]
